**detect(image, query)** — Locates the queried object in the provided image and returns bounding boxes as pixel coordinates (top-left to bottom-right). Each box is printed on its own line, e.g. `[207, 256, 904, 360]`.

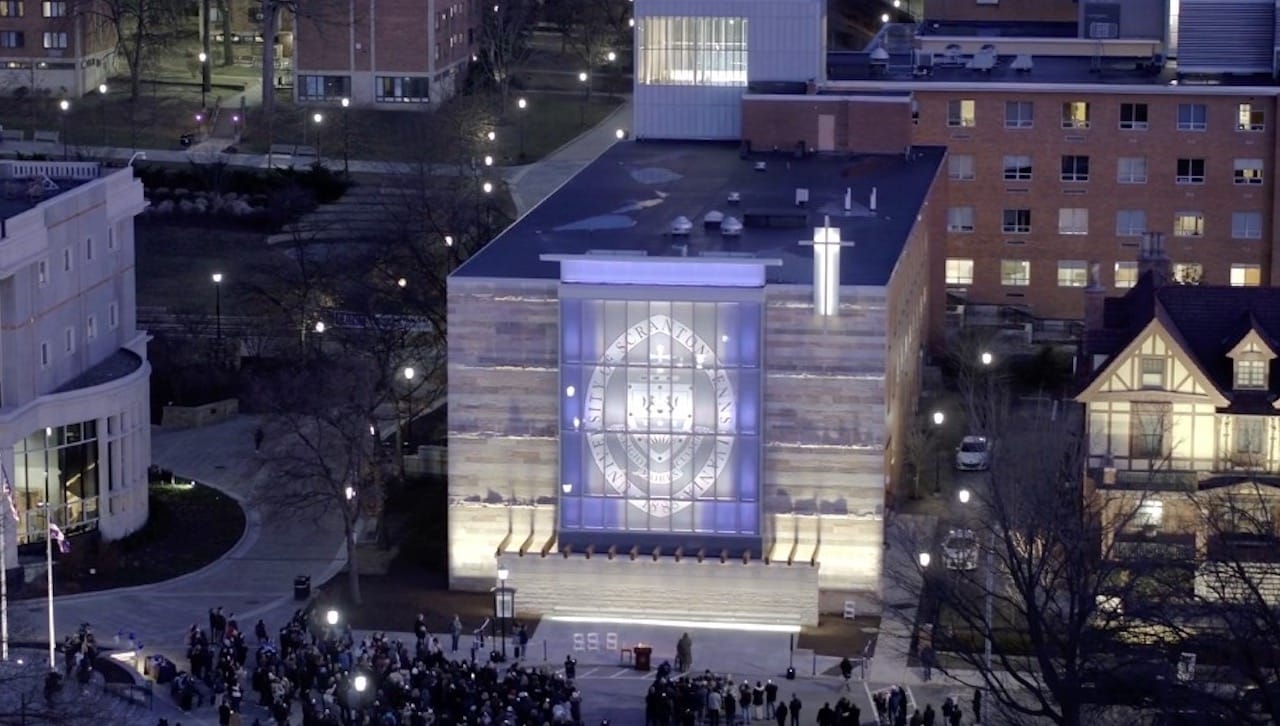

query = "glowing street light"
[340, 97, 351, 174]
[958, 488, 971, 504]
[325, 609, 340, 626]
[198, 52, 209, 108]
[211, 272, 223, 345]
[314, 320, 325, 334]
[932, 410, 945, 495]
[981, 351, 993, 366]
[516, 97, 528, 160]
[353, 674, 368, 693]
[58, 99, 70, 159]
[918, 552, 931, 568]
[482, 181, 493, 194]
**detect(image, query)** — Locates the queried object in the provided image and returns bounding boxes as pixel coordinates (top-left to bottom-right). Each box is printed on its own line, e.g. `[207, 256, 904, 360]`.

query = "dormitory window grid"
[1001, 260, 1031, 286]
[1235, 159, 1264, 185]
[1061, 101, 1090, 130]
[945, 258, 974, 285]
[948, 154, 975, 181]
[1233, 211, 1264, 239]
[0, 1, 23, 17]
[1002, 155, 1031, 181]
[1058, 260, 1088, 287]
[1116, 209, 1146, 237]
[1176, 158, 1205, 184]
[1117, 156, 1147, 184]
[1177, 103, 1207, 131]
[1061, 155, 1090, 182]
[1002, 208, 1031, 234]
[637, 17, 748, 87]
[1238, 103, 1265, 131]
[947, 206, 975, 233]
[1004, 101, 1033, 129]
[1174, 212, 1205, 238]
[948, 99, 976, 128]
[42, 31, 66, 49]
[1231, 264, 1262, 287]
[1119, 102, 1148, 130]
[1058, 208, 1088, 235]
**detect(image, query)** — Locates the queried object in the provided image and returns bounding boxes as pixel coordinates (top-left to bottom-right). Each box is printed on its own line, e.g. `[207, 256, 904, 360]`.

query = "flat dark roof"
[453, 141, 944, 287]
[0, 173, 97, 223]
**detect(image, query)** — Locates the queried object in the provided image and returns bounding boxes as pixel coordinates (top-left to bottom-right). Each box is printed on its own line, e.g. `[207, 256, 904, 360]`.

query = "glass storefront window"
[638, 17, 748, 87]
[12, 419, 99, 543]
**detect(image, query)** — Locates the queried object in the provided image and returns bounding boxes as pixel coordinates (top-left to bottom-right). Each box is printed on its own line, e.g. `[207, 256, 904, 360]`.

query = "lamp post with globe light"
[211, 273, 223, 346]
[958, 487, 995, 668]
[312, 112, 324, 159]
[397, 366, 416, 478]
[932, 410, 945, 495]
[578, 71, 588, 128]
[491, 568, 515, 662]
[340, 97, 350, 174]
[97, 84, 108, 146]
[198, 52, 209, 109]
[516, 97, 527, 160]
[58, 99, 70, 159]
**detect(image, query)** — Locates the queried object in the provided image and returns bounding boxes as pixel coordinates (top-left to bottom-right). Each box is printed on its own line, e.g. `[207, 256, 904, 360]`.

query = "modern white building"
[0, 160, 150, 577]
[633, 0, 825, 140]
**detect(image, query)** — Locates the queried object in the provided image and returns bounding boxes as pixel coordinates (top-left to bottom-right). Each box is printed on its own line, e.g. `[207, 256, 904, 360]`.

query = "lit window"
[1231, 264, 1262, 287]
[0, 1, 23, 17]
[1119, 103, 1148, 130]
[297, 75, 351, 101]
[947, 206, 974, 232]
[945, 258, 974, 285]
[1234, 158, 1264, 185]
[638, 17, 748, 87]
[948, 154, 975, 181]
[1117, 156, 1147, 184]
[947, 99, 976, 128]
[1132, 402, 1169, 458]
[1173, 212, 1204, 238]
[1058, 208, 1088, 235]
[1235, 416, 1266, 458]
[1057, 260, 1088, 287]
[1173, 263, 1203, 285]
[1002, 155, 1031, 181]
[1232, 211, 1264, 239]
[1000, 259, 1030, 286]
[376, 76, 429, 103]
[1236, 361, 1268, 390]
[1176, 158, 1205, 184]
[1238, 103, 1265, 131]
[1001, 208, 1031, 234]
[1115, 261, 1138, 288]
[1137, 500, 1163, 528]
[40, 0, 64, 16]
[1004, 101, 1033, 128]
[1060, 155, 1090, 182]
[1140, 357, 1165, 389]
[41, 31, 66, 49]
[1177, 103, 1207, 131]
[1061, 101, 1090, 129]
[1116, 209, 1146, 237]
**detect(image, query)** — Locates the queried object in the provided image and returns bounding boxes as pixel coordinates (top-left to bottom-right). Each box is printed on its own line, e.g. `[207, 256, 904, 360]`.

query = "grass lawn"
[18, 481, 246, 598]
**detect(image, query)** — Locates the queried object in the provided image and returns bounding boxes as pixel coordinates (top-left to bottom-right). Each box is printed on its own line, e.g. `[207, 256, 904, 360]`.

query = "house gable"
[1077, 319, 1229, 406]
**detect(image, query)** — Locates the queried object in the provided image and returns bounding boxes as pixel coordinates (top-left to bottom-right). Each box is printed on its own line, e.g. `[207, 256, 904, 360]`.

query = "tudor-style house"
[1077, 234, 1280, 603]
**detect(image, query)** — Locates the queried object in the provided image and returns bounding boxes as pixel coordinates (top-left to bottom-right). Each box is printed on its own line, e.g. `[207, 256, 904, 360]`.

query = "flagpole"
[0, 482, 7, 662]
[44, 502, 54, 671]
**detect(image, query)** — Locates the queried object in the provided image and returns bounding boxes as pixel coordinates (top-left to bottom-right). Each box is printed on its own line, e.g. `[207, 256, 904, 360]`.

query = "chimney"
[1137, 232, 1171, 286]
[869, 187, 878, 212]
[1083, 261, 1106, 332]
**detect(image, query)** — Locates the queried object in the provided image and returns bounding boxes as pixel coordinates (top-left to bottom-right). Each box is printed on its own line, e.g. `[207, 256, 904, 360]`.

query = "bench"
[0, 129, 22, 141]
[268, 143, 317, 158]
[32, 130, 60, 143]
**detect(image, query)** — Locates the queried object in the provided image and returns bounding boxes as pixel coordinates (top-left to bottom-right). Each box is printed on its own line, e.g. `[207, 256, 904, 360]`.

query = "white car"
[942, 528, 979, 571]
[955, 435, 992, 471]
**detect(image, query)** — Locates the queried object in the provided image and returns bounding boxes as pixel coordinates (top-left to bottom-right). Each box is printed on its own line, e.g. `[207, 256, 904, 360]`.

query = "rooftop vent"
[870, 46, 890, 62]
[795, 188, 809, 207]
[727, 191, 741, 204]
[703, 210, 725, 228]
[753, 161, 767, 172]
[670, 215, 693, 236]
[720, 216, 743, 236]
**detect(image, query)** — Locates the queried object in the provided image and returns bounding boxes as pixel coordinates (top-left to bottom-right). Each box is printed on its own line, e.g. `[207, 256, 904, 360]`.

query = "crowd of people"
[642, 668, 863, 726]
[165, 605, 584, 725]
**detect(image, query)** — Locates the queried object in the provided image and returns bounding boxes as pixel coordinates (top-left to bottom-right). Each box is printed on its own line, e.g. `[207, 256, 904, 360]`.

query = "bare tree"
[82, 0, 185, 101]
[476, 0, 537, 112]
[550, 0, 631, 98]
[254, 357, 383, 604]
[0, 657, 148, 724]
[887, 405, 1184, 726]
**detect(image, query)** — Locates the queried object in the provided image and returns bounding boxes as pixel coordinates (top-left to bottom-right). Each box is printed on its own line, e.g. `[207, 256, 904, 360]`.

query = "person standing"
[774, 701, 788, 726]
[707, 687, 722, 726]
[449, 615, 462, 652]
[676, 632, 693, 673]
[921, 645, 935, 681]
[788, 694, 801, 726]
[764, 680, 778, 715]
[516, 622, 529, 659]
[972, 689, 983, 723]
[752, 681, 766, 721]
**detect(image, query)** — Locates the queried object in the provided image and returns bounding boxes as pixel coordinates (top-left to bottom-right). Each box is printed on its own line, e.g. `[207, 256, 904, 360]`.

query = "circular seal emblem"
[584, 314, 735, 517]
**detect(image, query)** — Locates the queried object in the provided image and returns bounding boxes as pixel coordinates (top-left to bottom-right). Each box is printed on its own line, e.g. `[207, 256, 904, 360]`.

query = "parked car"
[955, 435, 992, 471]
[942, 528, 978, 571]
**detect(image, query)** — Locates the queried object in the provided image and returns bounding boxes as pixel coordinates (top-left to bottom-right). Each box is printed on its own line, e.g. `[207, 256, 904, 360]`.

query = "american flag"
[0, 462, 18, 523]
[48, 522, 71, 554]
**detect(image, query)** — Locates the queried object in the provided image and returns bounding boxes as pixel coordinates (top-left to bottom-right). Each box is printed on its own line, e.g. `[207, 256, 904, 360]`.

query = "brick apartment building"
[291, 0, 475, 109]
[0, 0, 114, 98]
[640, 0, 1280, 322]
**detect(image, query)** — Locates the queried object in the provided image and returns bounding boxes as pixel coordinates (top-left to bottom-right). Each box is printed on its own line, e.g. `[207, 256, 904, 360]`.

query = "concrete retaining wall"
[160, 398, 239, 428]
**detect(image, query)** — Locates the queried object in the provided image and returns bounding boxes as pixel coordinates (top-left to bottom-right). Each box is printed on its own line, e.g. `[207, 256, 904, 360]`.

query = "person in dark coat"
[774, 701, 788, 726]
[788, 694, 802, 726]
[676, 632, 693, 673]
[973, 689, 983, 723]
[922, 703, 936, 726]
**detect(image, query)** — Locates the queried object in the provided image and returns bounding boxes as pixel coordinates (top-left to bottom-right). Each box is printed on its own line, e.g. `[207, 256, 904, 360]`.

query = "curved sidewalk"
[9, 415, 348, 668]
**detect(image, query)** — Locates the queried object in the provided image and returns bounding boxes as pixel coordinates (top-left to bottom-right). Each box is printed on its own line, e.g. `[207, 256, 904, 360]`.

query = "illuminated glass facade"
[12, 420, 99, 543]
[559, 294, 762, 549]
[638, 17, 748, 87]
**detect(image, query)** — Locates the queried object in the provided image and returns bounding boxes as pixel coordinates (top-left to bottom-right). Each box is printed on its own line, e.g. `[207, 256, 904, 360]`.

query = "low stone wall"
[497, 551, 820, 626]
[160, 398, 240, 428]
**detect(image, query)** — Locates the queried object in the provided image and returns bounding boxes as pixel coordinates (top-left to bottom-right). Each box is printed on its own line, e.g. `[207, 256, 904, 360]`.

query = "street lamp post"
[932, 410, 945, 495]
[198, 52, 209, 109]
[312, 112, 324, 160]
[492, 568, 515, 662]
[340, 97, 350, 174]
[58, 99, 69, 160]
[41, 502, 55, 670]
[516, 97, 527, 161]
[958, 488, 994, 669]
[97, 84, 107, 146]
[399, 366, 415, 479]
[211, 273, 223, 346]
[578, 71, 588, 128]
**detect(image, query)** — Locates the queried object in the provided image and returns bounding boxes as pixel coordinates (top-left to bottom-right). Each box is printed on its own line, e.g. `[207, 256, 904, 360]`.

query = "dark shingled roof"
[53, 349, 143, 394]
[452, 141, 945, 287]
[1083, 272, 1280, 411]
